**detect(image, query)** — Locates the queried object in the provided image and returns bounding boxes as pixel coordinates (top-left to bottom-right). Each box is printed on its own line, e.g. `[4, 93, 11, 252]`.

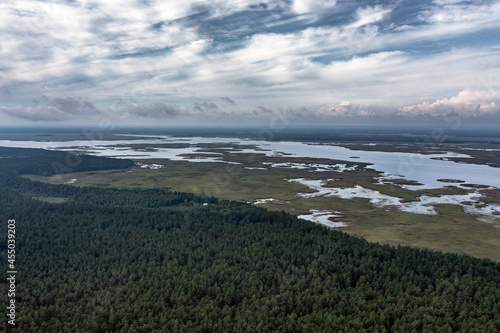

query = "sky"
[1, 0, 500, 127]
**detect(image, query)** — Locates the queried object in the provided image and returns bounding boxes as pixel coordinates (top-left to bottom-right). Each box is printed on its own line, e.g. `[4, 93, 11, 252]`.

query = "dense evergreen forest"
[0, 147, 499, 332]
[0, 147, 135, 176]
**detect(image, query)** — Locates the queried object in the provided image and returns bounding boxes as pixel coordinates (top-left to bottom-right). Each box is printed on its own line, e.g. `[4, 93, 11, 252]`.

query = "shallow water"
[298, 210, 347, 228]
[289, 178, 500, 218]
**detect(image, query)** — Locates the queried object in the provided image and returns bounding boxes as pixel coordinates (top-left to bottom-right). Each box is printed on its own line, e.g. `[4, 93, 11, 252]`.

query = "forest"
[0, 147, 499, 332]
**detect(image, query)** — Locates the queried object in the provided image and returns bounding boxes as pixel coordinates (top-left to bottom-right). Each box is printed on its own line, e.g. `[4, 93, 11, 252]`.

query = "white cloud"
[432, 0, 468, 5]
[326, 51, 407, 73]
[149, 0, 287, 22]
[316, 101, 375, 118]
[424, 2, 500, 23]
[1, 0, 500, 125]
[397, 89, 500, 117]
[224, 24, 387, 69]
[355, 2, 500, 58]
[292, 0, 337, 15]
[348, 5, 392, 29]
[416, 0, 500, 39]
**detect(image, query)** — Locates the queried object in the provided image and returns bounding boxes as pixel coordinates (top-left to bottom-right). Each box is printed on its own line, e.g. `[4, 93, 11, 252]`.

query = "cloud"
[422, 1, 500, 24]
[348, 5, 392, 29]
[52, 97, 97, 114]
[316, 101, 375, 118]
[119, 102, 184, 118]
[1, 1, 500, 126]
[0, 96, 99, 121]
[194, 102, 219, 112]
[1, 86, 12, 97]
[240, 105, 314, 121]
[0, 105, 73, 121]
[397, 89, 500, 117]
[292, 0, 337, 15]
[252, 106, 273, 115]
[220, 97, 236, 105]
[326, 51, 407, 73]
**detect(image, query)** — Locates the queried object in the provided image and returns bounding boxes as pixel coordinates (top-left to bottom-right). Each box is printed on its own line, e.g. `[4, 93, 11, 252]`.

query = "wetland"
[3, 126, 500, 260]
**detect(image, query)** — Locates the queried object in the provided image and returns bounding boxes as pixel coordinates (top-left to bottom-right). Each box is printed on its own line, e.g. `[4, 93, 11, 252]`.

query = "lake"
[1, 134, 499, 189]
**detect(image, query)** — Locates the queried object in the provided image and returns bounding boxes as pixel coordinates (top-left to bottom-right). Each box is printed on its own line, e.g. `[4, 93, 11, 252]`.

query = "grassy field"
[25, 159, 500, 261]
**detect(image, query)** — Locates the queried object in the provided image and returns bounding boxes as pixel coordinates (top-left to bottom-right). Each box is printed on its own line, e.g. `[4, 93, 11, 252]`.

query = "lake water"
[1, 135, 500, 189]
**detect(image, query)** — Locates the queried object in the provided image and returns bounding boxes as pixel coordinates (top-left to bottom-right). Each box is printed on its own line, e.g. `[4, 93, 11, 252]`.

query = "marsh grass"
[24, 159, 500, 261]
